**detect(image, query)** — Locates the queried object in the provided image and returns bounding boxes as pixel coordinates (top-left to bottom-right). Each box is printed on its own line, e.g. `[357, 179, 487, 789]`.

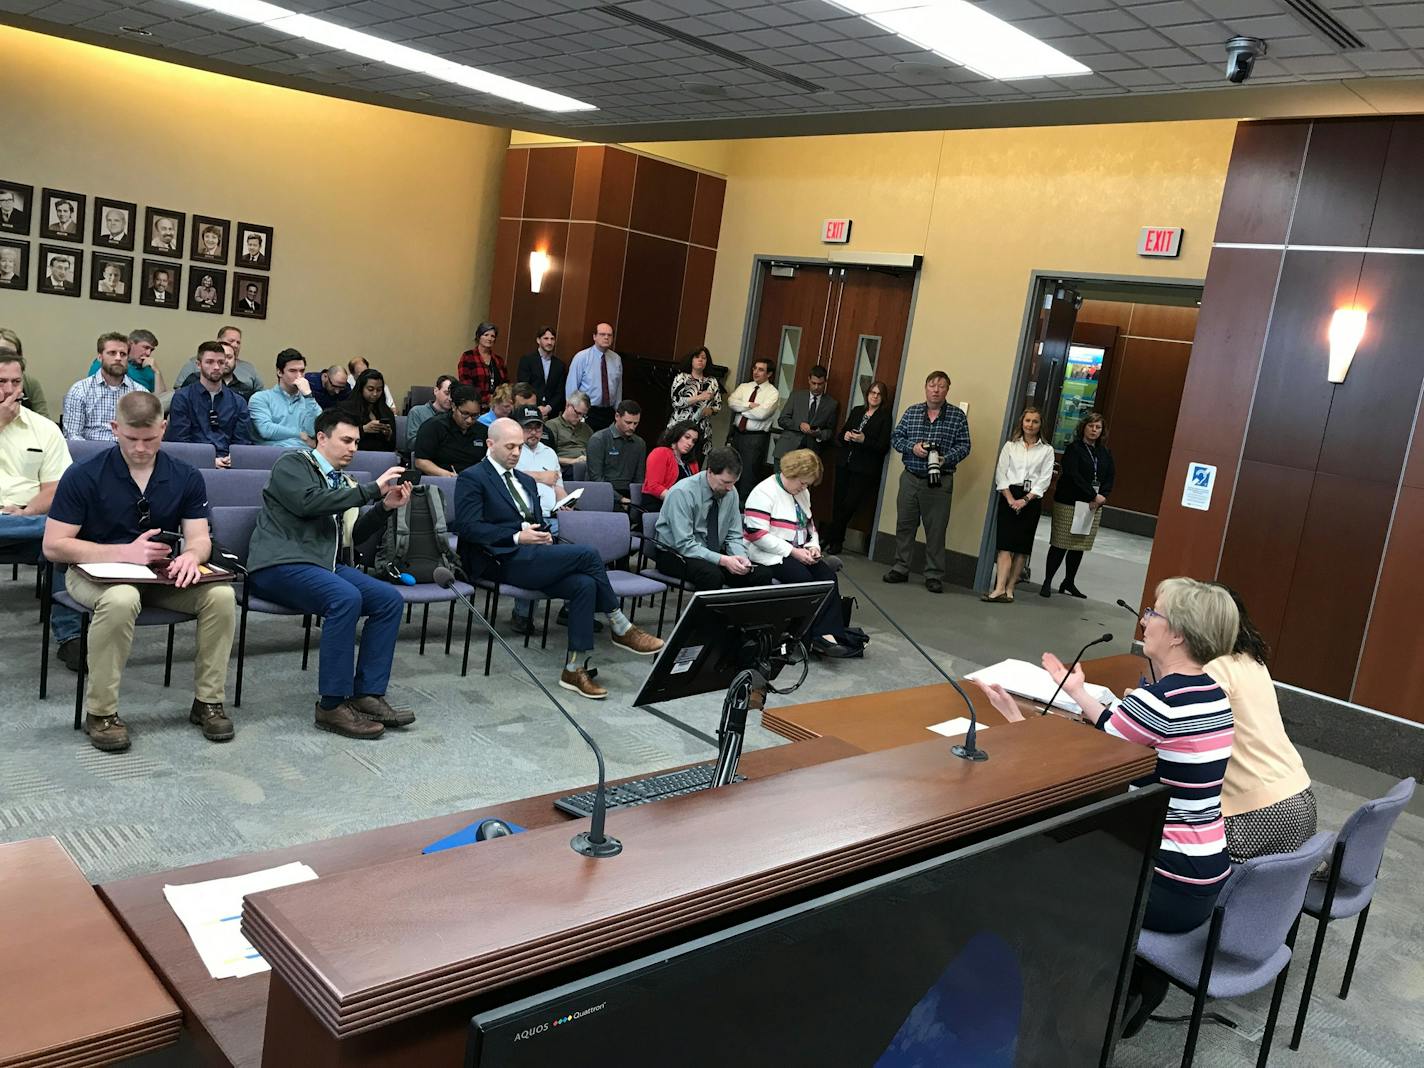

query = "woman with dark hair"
[983, 405, 1054, 603]
[642, 420, 701, 508]
[457, 321, 506, 409]
[1206, 587, 1317, 863]
[1040, 409, 1115, 599]
[668, 346, 721, 451]
[339, 369, 396, 451]
[821, 381, 892, 555]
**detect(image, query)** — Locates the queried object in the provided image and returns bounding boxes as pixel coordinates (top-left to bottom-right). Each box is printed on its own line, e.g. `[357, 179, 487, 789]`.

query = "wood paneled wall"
[1146, 118, 1424, 722]
[1075, 300, 1197, 517]
[489, 145, 724, 366]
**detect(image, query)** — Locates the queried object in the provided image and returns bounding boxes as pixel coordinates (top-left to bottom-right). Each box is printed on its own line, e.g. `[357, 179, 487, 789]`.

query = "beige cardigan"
[1205, 653, 1311, 817]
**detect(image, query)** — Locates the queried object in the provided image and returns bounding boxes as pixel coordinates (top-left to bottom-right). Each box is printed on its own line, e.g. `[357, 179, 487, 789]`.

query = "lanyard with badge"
[1085, 443, 1100, 496]
[776, 474, 809, 545]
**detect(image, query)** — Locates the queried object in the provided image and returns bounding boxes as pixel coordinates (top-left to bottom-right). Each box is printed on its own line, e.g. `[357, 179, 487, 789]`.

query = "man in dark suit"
[237, 283, 262, 314]
[453, 418, 662, 699]
[49, 199, 78, 236]
[0, 189, 29, 232]
[515, 326, 566, 419]
[775, 364, 839, 460]
[147, 269, 174, 305]
[241, 233, 264, 264]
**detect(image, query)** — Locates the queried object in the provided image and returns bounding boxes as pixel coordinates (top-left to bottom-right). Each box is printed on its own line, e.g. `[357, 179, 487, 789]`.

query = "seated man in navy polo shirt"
[165, 340, 252, 468]
[43, 391, 237, 752]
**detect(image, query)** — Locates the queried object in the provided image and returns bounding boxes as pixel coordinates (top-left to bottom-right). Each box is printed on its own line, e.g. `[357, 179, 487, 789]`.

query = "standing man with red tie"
[726, 357, 780, 502]
[566, 323, 622, 432]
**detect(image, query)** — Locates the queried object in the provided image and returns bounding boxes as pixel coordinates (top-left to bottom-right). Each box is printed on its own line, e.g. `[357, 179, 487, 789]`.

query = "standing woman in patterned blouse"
[457, 322, 507, 410]
[668, 346, 721, 458]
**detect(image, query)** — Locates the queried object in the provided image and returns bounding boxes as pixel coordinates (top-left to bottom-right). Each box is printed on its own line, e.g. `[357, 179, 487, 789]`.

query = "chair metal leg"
[657, 590, 668, 637]
[419, 603, 430, 655]
[301, 615, 312, 670]
[1291, 844, 1342, 1051]
[1182, 907, 1224, 1068]
[1339, 903, 1371, 1000]
[163, 625, 176, 686]
[484, 589, 498, 676]
[74, 616, 89, 730]
[9, 562, 15, 579]
[39, 563, 52, 700]
[235, 603, 249, 708]
[461, 608, 473, 677]
[444, 601, 455, 655]
[1258, 917, 1300, 1068]
[405, 603, 412, 624]
[540, 600, 550, 650]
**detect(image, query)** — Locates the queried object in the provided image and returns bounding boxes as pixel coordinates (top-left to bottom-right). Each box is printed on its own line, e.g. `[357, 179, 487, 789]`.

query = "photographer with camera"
[884, 370, 970, 594]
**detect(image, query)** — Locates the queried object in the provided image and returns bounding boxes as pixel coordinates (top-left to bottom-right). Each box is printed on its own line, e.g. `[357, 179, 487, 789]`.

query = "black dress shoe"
[1039, 583, 1052, 598]
[57, 638, 83, 673]
[925, 579, 943, 594]
[1059, 584, 1088, 599]
[555, 605, 603, 632]
[883, 570, 908, 584]
[510, 614, 537, 637]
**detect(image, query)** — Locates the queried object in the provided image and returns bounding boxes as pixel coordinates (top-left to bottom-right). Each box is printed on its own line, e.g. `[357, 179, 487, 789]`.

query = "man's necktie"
[704, 495, 721, 552]
[599, 353, 611, 406]
[504, 469, 535, 523]
[738, 385, 760, 432]
[808, 395, 817, 425]
[327, 470, 343, 489]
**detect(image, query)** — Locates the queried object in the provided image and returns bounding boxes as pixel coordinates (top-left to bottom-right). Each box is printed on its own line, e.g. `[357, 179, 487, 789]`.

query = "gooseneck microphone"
[1038, 633, 1114, 717]
[433, 566, 622, 859]
[1115, 599, 1158, 683]
[837, 569, 987, 762]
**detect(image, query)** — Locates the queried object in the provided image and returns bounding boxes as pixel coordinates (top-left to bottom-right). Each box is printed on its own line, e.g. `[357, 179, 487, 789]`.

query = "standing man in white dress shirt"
[725, 357, 781, 502]
[565, 323, 621, 433]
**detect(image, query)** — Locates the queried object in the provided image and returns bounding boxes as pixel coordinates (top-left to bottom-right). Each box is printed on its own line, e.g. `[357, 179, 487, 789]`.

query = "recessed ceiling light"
[171, 0, 596, 112]
[825, 0, 1091, 81]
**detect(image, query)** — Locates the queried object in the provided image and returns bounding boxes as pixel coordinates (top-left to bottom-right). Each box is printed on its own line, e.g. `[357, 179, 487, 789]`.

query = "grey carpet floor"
[1, 555, 1418, 1067]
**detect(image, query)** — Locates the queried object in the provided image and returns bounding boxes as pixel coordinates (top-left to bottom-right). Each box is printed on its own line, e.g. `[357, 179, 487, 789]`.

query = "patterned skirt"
[1225, 787, 1318, 865]
[1049, 500, 1103, 552]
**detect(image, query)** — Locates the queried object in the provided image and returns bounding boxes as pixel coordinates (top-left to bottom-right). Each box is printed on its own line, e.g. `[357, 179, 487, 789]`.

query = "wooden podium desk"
[97, 735, 859, 1068]
[763, 653, 1152, 752]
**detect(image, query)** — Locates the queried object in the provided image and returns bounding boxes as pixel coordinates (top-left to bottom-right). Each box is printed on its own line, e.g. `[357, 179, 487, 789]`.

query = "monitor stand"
[710, 667, 766, 788]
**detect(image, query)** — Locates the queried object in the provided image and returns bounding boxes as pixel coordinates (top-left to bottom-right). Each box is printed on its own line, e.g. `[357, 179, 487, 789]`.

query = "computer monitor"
[466, 786, 1166, 1067]
[632, 581, 835, 707]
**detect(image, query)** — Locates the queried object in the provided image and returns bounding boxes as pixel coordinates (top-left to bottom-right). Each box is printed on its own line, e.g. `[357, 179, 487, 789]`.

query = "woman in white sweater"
[983, 406, 1055, 603]
[744, 449, 858, 658]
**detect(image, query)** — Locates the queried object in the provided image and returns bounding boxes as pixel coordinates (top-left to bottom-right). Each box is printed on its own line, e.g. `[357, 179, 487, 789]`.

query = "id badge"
[1091, 482, 1100, 495]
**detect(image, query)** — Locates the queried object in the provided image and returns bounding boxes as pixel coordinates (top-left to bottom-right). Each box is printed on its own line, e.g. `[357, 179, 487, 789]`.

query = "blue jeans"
[0, 516, 81, 644]
[248, 563, 403, 700]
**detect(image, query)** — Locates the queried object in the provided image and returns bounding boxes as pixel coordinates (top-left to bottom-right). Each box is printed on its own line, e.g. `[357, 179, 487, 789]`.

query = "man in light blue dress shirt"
[565, 322, 622, 433]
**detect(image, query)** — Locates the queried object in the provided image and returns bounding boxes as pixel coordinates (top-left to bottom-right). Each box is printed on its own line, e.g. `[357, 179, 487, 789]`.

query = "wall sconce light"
[1327, 307, 1367, 384]
[529, 250, 551, 293]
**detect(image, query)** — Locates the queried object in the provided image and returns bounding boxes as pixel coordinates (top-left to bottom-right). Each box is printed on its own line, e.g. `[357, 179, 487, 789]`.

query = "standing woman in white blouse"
[983, 406, 1055, 603]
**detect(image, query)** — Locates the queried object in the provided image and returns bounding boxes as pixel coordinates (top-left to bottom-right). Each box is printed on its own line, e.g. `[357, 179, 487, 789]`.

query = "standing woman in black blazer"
[822, 381, 893, 554]
[1041, 410, 1115, 598]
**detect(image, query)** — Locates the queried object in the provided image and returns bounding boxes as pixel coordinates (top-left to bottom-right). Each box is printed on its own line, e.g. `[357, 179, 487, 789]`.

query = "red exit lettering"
[822, 218, 851, 244]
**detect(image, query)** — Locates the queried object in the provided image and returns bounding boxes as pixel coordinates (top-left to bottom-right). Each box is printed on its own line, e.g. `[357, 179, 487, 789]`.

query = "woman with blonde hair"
[745, 449, 863, 658]
[983, 405, 1054, 603]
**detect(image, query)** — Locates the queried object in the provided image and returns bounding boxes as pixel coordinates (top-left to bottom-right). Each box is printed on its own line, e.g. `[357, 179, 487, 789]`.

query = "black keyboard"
[554, 763, 745, 819]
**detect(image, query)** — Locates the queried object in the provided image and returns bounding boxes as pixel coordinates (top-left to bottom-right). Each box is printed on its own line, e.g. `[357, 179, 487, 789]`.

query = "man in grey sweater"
[585, 399, 646, 507]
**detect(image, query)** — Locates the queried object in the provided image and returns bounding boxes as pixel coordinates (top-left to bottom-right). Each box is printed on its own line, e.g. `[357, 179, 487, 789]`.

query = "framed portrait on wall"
[0, 239, 28, 289]
[234, 222, 273, 271]
[190, 215, 229, 264]
[92, 197, 137, 250]
[39, 188, 85, 243]
[37, 244, 82, 296]
[0, 180, 33, 235]
[187, 267, 227, 313]
[90, 251, 134, 303]
[139, 259, 182, 309]
[231, 272, 267, 319]
[143, 206, 185, 257]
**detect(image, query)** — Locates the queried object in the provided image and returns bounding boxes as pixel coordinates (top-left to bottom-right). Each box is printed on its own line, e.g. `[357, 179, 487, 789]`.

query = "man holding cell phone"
[43, 392, 237, 753]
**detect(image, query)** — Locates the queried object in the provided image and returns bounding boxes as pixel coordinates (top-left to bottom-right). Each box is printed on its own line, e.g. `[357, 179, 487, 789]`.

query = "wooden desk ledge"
[242, 716, 1154, 1038]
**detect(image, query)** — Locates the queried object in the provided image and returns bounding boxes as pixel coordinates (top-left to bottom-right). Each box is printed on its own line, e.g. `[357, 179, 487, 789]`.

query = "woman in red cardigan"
[642, 420, 701, 508]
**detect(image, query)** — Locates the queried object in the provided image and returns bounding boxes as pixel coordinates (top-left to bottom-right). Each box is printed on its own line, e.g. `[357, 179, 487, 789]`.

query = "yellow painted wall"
[0, 26, 508, 410]
[699, 121, 1236, 556]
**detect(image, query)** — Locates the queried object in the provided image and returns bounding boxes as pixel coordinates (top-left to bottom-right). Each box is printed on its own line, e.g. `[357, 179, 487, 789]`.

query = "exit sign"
[1138, 226, 1183, 257]
[822, 218, 852, 244]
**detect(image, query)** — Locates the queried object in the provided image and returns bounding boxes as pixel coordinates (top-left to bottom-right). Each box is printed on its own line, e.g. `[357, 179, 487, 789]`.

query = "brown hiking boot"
[559, 667, 608, 700]
[610, 624, 663, 656]
[85, 713, 130, 752]
[314, 700, 384, 739]
[349, 694, 415, 728]
[189, 700, 234, 741]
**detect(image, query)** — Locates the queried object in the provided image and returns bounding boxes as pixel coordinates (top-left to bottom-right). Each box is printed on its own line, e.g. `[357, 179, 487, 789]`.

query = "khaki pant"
[892, 468, 953, 582]
[64, 570, 236, 717]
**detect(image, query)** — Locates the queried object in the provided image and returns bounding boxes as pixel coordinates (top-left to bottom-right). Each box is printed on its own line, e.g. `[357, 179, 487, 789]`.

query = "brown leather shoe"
[610, 624, 663, 656]
[189, 700, 234, 742]
[314, 701, 384, 739]
[349, 694, 415, 728]
[85, 713, 130, 752]
[559, 667, 608, 700]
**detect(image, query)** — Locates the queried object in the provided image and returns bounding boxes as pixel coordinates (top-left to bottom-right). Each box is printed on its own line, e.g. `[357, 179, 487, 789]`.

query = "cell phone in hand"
[397, 469, 417, 484]
[152, 531, 182, 549]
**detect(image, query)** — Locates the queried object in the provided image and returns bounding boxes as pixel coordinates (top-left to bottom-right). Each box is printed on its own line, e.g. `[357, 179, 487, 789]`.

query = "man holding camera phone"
[884, 370, 971, 594]
[43, 391, 237, 752]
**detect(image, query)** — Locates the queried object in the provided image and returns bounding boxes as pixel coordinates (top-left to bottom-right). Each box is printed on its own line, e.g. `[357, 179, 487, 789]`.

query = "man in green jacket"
[246, 408, 413, 739]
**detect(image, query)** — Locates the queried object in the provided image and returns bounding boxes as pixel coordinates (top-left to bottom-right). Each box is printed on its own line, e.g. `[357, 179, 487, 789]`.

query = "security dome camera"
[1225, 36, 1266, 84]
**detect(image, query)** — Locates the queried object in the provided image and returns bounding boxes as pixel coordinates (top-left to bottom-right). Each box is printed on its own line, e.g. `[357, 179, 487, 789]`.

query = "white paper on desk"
[77, 562, 156, 580]
[1070, 501, 1094, 535]
[927, 717, 988, 739]
[163, 862, 318, 980]
[965, 658, 1116, 716]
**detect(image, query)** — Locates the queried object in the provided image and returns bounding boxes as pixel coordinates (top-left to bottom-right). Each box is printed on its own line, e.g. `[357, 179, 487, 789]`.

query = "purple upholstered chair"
[1134, 830, 1333, 1068]
[159, 441, 218, 468]
[1289, 776, 1417, 1051]
[200, 468, 271, 507]
[227, 443, 288, 470]
[636, 511, 695, 636]
[557, 510, 666, 621]
[562, 481, 617, 512]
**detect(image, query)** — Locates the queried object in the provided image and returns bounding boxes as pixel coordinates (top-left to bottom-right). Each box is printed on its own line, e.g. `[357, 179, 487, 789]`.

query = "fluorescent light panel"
[826, 0, 1091, 81]
[172, 0, 596, 112]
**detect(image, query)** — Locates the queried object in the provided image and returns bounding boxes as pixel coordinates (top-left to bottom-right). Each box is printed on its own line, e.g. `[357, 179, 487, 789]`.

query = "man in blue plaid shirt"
[885, 370, 970, 593]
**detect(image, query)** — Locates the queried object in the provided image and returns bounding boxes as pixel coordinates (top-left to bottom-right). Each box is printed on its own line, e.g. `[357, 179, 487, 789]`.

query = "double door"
[748, 263, 915, 541]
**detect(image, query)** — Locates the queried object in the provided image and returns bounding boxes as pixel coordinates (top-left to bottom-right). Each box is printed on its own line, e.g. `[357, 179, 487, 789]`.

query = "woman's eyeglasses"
[1140, 607, 1164, 624]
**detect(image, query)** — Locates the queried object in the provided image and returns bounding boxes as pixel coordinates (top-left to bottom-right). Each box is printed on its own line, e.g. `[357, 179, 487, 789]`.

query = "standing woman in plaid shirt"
[457, 322, 507, 410]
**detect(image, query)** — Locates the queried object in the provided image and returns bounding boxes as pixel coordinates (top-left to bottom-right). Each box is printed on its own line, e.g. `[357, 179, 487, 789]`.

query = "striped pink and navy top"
[1096, 673, 1235, 896]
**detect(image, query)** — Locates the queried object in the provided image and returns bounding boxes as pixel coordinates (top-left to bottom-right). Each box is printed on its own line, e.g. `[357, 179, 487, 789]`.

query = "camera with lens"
[926, 448, 943, 488]
[1225, 36, 1266, 85]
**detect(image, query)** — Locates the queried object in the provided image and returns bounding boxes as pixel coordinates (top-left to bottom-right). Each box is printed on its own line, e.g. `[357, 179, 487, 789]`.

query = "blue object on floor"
[422, 818, 527, 854]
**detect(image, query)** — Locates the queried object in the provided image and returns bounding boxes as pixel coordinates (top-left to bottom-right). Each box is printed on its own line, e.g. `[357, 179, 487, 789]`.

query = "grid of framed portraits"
[0, 177, 271, 318]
